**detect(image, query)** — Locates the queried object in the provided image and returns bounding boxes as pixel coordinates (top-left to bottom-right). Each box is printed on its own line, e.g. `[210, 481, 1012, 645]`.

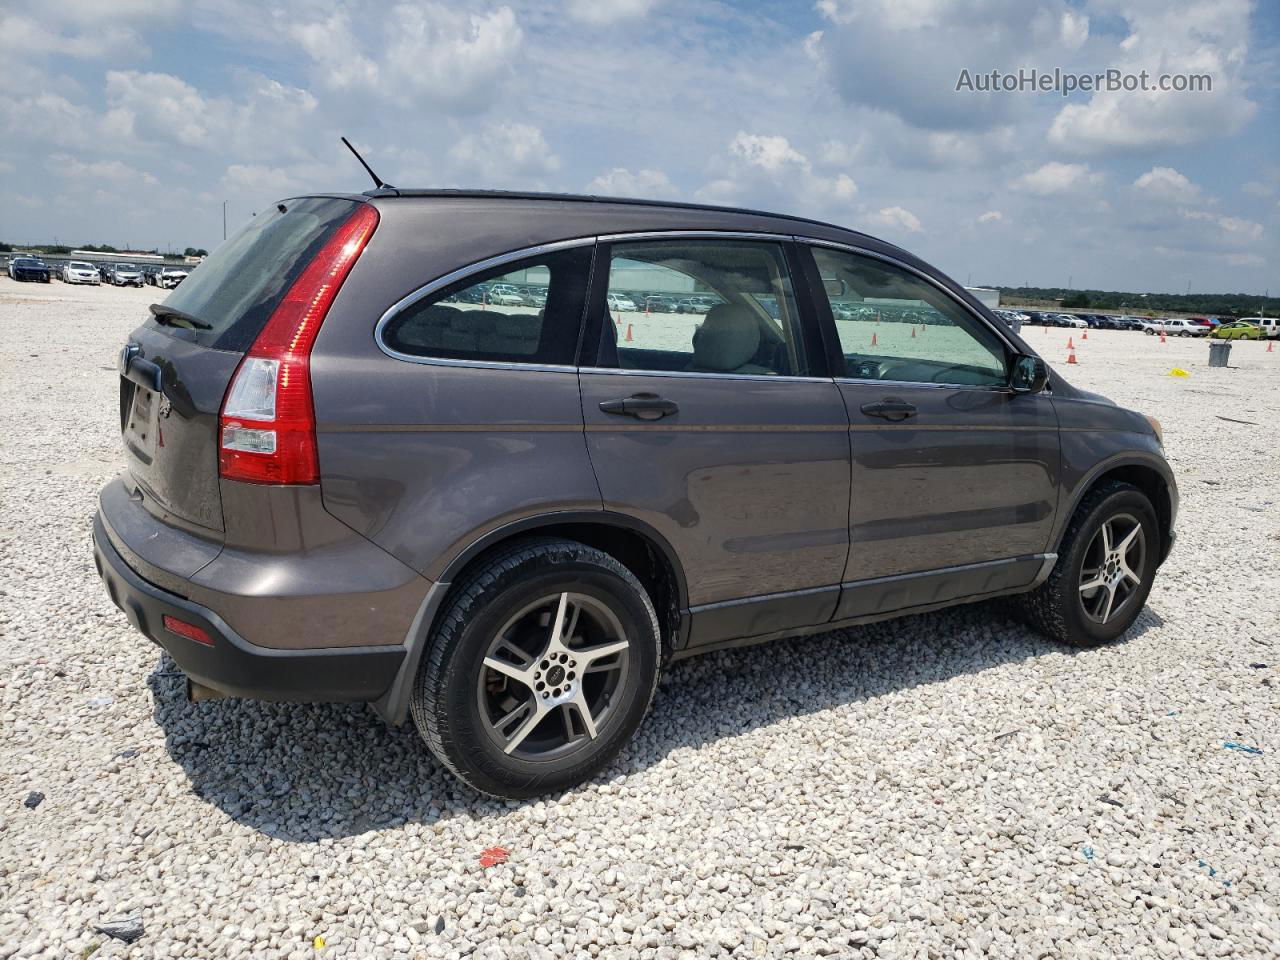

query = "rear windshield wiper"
[149, 303, 212, 330]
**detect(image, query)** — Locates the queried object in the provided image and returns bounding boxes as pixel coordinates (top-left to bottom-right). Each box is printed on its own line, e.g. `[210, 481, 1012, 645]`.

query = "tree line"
[0, 241, 208, 257]
[996, 286, 1269, 318]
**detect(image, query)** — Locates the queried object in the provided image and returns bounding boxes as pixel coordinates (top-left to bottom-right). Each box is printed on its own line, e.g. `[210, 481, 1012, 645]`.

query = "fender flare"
[1049, 452, 1177, 557]
[372, 510, 688, 726]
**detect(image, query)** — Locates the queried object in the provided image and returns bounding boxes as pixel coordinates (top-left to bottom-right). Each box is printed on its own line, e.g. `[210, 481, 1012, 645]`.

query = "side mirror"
[1010, 354, 1049, 394]
[822, 277, 848, 299]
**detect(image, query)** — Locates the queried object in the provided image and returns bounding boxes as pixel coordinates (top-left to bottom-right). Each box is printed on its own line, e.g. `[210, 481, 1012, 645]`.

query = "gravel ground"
[1, 276, 1277, 959]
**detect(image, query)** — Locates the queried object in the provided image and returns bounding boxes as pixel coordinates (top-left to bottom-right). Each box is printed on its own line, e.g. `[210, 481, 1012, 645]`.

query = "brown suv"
[93, 190, 1177, 797]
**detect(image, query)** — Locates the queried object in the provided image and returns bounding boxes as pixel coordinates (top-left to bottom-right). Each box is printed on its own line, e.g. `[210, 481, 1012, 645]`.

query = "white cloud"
[1012, 162, 1102, 195]
[1180, 209, 1263, 242]
[730, 133, 811, 174]
[811, 0, 1085, 131]
[291, 12, 379, 90]
[977, 210, 1003, 223]
[566, 0, 663, 24]
[1047, 0, 1256, 154]
[105, 71, 215, 148]
[1132, 166, 1201, 204]
[383, 4, 522, 109]
[447, 123, 559, 184]
[51, 155, 158, 186]
[586, 168, 677, 198]
[869, 206, 923, 233]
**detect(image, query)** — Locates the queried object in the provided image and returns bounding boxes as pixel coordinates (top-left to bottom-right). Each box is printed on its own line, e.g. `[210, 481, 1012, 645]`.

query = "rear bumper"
[92, 513, 405, 702]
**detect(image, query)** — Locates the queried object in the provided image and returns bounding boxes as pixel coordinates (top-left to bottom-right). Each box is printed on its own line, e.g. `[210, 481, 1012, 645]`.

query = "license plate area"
[122, 379, 158, 463]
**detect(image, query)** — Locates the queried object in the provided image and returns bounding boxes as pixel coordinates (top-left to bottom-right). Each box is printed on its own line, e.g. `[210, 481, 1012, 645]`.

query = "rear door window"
[156, 197, 361, 352]
[596, 239, 811, 376]
[380, 247, 592, 366]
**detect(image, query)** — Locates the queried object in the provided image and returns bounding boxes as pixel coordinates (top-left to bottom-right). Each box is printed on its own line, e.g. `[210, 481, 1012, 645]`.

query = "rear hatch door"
[119, 196, 364, 535]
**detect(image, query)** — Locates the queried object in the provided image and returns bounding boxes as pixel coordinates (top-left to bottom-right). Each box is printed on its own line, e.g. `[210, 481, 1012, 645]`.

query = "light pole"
[222, 201, 227, 241]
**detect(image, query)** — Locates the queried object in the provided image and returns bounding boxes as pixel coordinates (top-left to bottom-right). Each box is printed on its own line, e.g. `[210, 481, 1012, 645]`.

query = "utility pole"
[222, 201, 227, 241]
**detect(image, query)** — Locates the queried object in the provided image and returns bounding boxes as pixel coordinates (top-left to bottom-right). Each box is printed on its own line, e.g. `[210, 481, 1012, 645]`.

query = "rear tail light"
[219, 204, 379, 484]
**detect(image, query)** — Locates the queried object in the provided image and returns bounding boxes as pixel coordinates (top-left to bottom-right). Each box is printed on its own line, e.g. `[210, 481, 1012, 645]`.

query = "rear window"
[155, 197, 359, 352]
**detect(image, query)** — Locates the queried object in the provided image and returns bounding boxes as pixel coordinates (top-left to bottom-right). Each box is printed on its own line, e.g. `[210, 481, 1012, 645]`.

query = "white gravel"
[1, 276, 1277, 959]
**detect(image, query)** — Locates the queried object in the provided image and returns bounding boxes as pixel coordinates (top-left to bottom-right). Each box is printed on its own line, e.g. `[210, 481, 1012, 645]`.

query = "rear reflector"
[218, 203, 379, 485]
[163, 615, 213, 647]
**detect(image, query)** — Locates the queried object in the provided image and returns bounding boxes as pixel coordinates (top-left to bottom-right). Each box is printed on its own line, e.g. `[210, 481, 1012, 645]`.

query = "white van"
[1241, 317, 1277, 339]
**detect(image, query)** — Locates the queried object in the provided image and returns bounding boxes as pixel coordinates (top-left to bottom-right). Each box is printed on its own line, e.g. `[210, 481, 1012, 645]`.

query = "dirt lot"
[1, 276, 1277, 959]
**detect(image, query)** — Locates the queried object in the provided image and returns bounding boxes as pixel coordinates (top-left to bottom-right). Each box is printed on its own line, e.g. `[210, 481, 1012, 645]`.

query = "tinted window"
[811, 247, 1008, 386]
[381, 246, 591, 366]
[599, 240, 809, 376]
[157, 197, 360, 352]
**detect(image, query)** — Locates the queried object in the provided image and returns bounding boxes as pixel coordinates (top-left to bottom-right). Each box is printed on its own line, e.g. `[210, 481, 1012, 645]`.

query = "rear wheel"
[411, 539, 661, 798]
[1016, 481, 1159, 646]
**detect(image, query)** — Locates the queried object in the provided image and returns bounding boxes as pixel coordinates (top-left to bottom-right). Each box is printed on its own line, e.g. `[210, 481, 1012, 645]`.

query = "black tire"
[1016, 481, 1160, 647]
[1144, 328, 1154, 335]
[411, 538, 661, 799]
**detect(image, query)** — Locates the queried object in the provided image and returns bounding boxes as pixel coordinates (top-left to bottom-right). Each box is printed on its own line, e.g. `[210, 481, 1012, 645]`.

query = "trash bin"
[1208, 340, 1232, 368]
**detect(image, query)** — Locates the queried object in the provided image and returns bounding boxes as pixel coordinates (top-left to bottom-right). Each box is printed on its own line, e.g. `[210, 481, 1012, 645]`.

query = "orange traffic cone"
[871, 332, 878, 347]
[1066, 348, 1078, 365]
[911, 326, 917, 338]
[1268, 340, 1274, 353]
[1082, 329, 1088, 340]
[481, 292, 488, 311]
[1159, 330, 1167, 344]
[624, 323, 633, 342]
[876, 312, 881, 324]
[1067, 336, 1075, 349]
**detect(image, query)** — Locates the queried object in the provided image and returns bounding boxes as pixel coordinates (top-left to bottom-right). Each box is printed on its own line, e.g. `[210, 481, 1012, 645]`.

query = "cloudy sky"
[2, 0, 1276, 293]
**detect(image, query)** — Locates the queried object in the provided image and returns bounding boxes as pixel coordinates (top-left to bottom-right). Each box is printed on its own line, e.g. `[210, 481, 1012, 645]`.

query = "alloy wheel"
[1078, 513, 1146, 625]
[476, 592, 631, 760]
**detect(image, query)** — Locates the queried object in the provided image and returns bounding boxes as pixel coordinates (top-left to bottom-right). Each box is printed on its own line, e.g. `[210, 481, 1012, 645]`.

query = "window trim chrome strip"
[375, 230, 810, 375]
[373, 229, 1021, 380]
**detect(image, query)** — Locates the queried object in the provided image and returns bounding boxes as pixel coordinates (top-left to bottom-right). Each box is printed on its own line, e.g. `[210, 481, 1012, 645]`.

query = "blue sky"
[2, 0, 1276, 294]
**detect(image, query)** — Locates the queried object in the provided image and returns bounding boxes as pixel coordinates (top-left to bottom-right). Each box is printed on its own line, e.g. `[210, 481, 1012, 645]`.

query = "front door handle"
[860, 398, 917, 422]
[599, 393, 679, 421]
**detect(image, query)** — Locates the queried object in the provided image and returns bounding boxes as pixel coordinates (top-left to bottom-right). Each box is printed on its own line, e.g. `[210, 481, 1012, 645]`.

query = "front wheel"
[411, 539, 661, 798]
[1015, 481, 1160, 647]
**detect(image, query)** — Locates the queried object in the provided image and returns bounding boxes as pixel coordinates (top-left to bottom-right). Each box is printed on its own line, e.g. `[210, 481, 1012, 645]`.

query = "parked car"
[110, 264, 144, 287]
[1240, 317, 1277, 339]
[62, 260, 101, 285]
[1141, 318, 1208, 337]
[92, 190, 1177, 798]
[158, 268, 190, 289]
[1211, 321, 1262, 340]
[993, 309, 1026, 332]
[606, 292, 638, 312]
[487, 283, 525, 306]
[7, 256, 52, 282]
[674, 297, 713, 314]
[1110, 316, 1144, 331]
[1054, 313, 1088, 329]
[98, 264, 114, 283]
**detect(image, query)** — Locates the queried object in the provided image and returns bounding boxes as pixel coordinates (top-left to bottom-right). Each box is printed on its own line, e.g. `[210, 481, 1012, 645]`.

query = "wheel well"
[1078, 464, 1174, 559]
[441, 522, 685, 652]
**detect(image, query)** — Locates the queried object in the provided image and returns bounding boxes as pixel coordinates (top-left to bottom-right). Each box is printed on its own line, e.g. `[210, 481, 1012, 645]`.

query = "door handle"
[599, 393, 679, 421]
[860, 398, 917, 422]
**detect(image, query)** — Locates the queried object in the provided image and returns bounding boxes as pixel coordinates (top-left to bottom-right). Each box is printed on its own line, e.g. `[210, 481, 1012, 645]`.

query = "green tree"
[1061, 292, 1090, 308]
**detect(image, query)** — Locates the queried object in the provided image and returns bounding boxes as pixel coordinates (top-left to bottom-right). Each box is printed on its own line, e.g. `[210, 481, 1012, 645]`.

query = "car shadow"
[148, 601, 1164, 842]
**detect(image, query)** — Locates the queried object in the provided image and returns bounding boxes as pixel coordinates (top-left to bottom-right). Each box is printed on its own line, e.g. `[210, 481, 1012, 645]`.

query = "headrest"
[692, 304, 760, 372]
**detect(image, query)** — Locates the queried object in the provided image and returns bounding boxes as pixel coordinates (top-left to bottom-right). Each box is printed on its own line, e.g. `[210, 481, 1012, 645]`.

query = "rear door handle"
[599, 393, 679, 421]
[860, 398, 917, 422]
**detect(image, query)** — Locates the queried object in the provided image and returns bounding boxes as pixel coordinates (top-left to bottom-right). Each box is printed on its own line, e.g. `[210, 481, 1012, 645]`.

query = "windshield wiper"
[149, 303, 212, 330]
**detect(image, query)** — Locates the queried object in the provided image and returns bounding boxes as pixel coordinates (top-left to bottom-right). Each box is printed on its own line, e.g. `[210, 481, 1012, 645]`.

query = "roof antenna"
[341, 136, 394, 190]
